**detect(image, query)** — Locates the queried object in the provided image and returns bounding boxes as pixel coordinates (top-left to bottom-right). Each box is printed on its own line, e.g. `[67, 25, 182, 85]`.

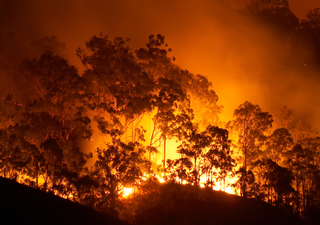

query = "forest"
[1, 0, 320, 224]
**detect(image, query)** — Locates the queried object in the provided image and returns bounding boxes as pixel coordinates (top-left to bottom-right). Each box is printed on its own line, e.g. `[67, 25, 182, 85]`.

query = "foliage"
[231, 101, 273, 197]
[2, 29, 320, 224]
[90, 130, 150, 214]
[252, 158, 294, 208]
[264, 128, 293, 166]
[165, 124, 235, 188]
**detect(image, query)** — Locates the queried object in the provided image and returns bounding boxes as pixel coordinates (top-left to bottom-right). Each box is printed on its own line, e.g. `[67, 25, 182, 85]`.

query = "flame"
[123, 187, 133, 198]
[81, 109, 241, 196]
[157, 176, 165, 183]
[198, 174, 237, 194]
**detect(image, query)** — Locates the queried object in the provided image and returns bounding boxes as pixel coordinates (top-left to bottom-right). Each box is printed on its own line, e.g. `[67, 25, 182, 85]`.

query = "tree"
[0, 128, 30, 180]
[252, 158, 294, 208]
[77, 34, 196, 174]
[264, 128, 293, 166]
[176, 123, 208, 186]
[90, 129, 150, 215]
[299, 137, 320, 167]
[231, 101, 273, 197]
[136, 34, 221, 130]
[21, 51, 93, 146]
[135, 34, 173, 80]
[165, 158, 193, 184]
[0, 52, 93, 196]
[77, 34, 156, 141]
[16, 110, 91, 194]
[188, 74, 221, 130]
[148, 77, 193, 167]
[296, 137, 320, 216]
[171, 124, 234, 188]
[0, 94, 23, 129]
[285, 144, 315, 214]
[202, 126, 235, 190]
[0, 95, 33, 181]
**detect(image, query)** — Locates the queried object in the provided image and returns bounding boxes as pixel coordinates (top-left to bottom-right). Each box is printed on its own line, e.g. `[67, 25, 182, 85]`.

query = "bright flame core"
[123, 187, 133, 198]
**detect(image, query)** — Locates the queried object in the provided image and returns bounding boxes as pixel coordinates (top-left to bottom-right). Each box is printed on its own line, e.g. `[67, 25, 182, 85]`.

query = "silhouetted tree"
[147, 77, 191, 164]
[285, 144, 315, 214]
[252, 158, 294, 209]
[168, 123, 234, 187]
[165, 158, 193, 184]
[264, 128, 293, 166]
[296, 137, 320, 217]
[90, 129, 150, 215]
[136, 34, 221, 130]
[77, 34, 155, 138]
[0, 52, 93, 196]
[231, 101, 273, 198]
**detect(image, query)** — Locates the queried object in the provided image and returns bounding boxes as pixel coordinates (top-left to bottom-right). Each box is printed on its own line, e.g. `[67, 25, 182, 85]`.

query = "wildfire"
[158, 177, 166, 183]
[83, 111, 241, 197]
[199, 173, 238, 195]
[122, 187, 133, 198]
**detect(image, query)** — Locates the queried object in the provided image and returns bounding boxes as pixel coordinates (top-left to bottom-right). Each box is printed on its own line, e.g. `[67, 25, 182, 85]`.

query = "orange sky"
[1, 0, 320, 130]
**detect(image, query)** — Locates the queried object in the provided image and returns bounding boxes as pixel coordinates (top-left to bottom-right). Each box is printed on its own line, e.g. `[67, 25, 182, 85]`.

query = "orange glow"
[208, 175, 238, 195]
[122, 187, 133, 198]
[157, 176, 165, 183]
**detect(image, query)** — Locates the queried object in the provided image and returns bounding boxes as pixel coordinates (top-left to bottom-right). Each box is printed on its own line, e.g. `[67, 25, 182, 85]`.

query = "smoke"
[1, 0, 320, 129]
[0, 32, 67, 102]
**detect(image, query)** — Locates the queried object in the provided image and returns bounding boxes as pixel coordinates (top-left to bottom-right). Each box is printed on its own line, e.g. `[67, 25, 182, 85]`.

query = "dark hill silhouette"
[0, 177, 127, 225]
[124, 181, 302, 225]
[0, 176, 305, 225]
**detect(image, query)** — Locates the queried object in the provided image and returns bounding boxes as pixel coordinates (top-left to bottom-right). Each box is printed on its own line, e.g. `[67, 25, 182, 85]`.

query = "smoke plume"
[1, 0, 320, 129]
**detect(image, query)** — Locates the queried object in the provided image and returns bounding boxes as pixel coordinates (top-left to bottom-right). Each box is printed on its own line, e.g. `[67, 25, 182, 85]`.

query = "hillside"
[121, 180, 303, 225]
[0, 177, 127, 225]
[0, 176, 305, 225]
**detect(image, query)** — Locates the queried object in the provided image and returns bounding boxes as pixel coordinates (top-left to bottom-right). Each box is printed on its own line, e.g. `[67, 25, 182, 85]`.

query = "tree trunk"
[163, 136, 166, 169]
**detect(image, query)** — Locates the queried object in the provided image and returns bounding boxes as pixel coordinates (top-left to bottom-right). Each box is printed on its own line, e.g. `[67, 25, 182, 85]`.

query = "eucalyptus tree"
[231, 101, 273, 197]
[284, 144, 315, 214]
[136, 35, 221, 130]
[136, 34, 221, 167]
[77, 34, 155, 140]
[264, 128, 294, 166]
[166, 122, 235, 188]
[252, 158, 294, 208]
[7, 51, 93, 193]
[90, 129, 150, 215]
[287, 140, 320, 215]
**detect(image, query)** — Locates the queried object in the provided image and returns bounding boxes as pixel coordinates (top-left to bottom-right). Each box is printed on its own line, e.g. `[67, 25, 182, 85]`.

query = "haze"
[1, 0, 320, 129]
